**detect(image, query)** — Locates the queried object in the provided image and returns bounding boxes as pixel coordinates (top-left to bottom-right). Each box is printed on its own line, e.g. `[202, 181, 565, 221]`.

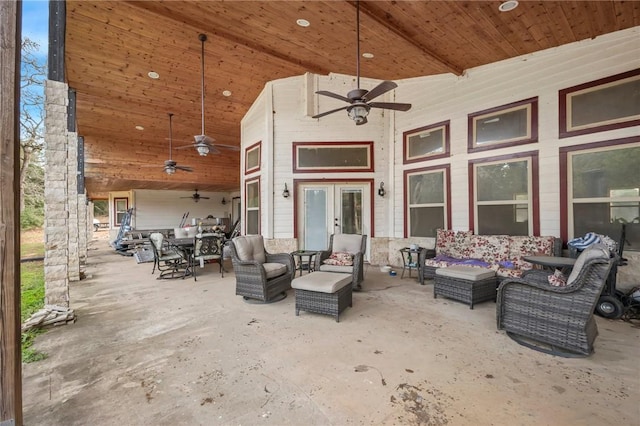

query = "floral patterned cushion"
[508, 236, 556, 270]
[323, 252, 354, 266]
[548, 270, 567, 286]
[496, 267, 523, 279]
[435, 229, 472, 258]
[468, 235, 509, 264]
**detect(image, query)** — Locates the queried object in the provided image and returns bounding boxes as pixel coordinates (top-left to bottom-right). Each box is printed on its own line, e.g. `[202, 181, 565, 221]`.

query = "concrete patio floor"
[22, 238, 639, 425]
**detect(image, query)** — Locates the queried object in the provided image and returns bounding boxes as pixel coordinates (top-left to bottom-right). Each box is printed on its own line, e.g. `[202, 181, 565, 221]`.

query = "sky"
[22, 0, 49, 59]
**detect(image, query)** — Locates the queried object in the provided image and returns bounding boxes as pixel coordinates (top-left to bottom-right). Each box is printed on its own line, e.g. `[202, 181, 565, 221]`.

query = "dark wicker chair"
[229, 235, 295, 303]
[193, 233, 225, 280]
[314, 234, 367, 291]
[496, 243, 615, 357]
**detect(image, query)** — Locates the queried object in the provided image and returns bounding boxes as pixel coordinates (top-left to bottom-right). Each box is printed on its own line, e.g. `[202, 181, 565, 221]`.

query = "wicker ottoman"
[292, 271, 353, 322]
[434, 266, 497, 309]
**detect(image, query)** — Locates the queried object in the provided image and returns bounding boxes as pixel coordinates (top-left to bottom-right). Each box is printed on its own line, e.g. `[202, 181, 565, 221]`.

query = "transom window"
[468, 98, 538, 153]
[245, 141, 261, 175]
[403, 121, 450, 164]
[564, 141, 640, 250]
[470, 153, 538, 236]
[404, 166, 450, 238]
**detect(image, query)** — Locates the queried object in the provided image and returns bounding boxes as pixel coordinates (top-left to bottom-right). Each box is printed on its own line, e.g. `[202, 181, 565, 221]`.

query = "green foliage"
[21, 162, 45, 229]
[21, 260, 47, 363]
[93, 199, 108, 217]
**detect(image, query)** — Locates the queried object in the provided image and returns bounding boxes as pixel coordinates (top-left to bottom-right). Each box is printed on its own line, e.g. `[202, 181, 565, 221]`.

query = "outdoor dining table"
[523, 255, 576, 275]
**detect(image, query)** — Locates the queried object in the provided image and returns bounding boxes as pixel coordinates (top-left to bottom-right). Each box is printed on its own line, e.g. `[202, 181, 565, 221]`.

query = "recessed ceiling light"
[135, 125, 144, 130]
[498, 1, 519, 12]
[222, 90, 232, 97]
[296, 18, 310, 27]
[362, 52, 374, 59]
[147, 71, 160, 79]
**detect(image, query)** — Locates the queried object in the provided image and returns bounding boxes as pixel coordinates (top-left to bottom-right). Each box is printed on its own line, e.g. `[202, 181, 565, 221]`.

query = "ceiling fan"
[143, 113, 193, 175]
[312, 0, 411, 125]
[181, 189, 210, 203]
[176, 34, 241, 156]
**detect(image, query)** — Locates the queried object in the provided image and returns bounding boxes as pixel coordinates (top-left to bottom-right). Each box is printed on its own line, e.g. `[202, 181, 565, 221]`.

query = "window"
[245, 178, 260, 235]
[293, 142, 374, 173]
[468, 98, 538, 153]
[245, 141, 261, 175]
[470, 152, 539, 236]
[113, 198, 128, 227]
[559, 69, 640, 138]
[561, 139, 640, 250]
[403, 121, 450, 164]
[404, 166, 450, 238]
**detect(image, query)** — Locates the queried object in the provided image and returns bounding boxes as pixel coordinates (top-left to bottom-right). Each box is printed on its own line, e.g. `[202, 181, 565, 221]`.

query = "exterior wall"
[241, 27, 640, 285]
[131, 189, 231, 230]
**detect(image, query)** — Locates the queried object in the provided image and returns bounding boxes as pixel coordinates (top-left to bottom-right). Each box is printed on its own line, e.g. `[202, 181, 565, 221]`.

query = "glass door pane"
[338, 188, 362, 235]
[304, 187, 329, 250]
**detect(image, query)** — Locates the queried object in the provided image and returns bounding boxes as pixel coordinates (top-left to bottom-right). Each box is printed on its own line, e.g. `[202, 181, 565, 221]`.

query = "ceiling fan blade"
[195, 134, 215, 145]
[175, 166, 193, 172]
[312, 105, 350, 119]
[174, 144, 194, 150]
[362, 81, 398, 102]
[141, 165, 162, 168]
[368, 102, 412, 112]
[316, 91, 352, 103]
[214, 143, 241, 151]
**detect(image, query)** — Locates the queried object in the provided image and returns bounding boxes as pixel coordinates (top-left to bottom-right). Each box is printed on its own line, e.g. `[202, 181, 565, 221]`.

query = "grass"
[21, 249, 48, 363]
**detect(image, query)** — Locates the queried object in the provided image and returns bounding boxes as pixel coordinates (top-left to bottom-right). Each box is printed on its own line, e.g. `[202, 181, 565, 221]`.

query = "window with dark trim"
[245, 178, 260, 235]
[292, 141, 374, 173]
[559, 69, 640, 138]
[245, 141, 261, 175]
[113, 197, 128, 227]
[560, 138, 640, 250]
[403, 121, 450, 164]
[468, 98, 538, 153]
[469, 152, 539, 236]
[404, 165, 450, 238]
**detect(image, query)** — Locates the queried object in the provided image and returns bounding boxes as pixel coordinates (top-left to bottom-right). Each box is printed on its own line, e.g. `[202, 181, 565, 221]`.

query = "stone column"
[44, 80, 70, 306]
[66, 131, 80, 282]
[78, 193, 88, 267]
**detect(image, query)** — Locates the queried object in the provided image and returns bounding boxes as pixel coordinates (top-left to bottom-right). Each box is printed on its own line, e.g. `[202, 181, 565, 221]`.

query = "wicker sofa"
[419, 229, 562, 284]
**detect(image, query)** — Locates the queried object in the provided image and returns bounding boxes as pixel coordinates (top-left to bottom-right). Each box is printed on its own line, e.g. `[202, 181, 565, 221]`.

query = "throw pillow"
[548, 269, 567, 287]
[323, 252, 354, 266]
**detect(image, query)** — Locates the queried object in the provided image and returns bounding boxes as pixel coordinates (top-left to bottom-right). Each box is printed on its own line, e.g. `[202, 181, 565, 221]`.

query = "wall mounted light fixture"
[283, 183, 290, 198]
[378, 182, 386, 197]
[221, 197, 227, 205]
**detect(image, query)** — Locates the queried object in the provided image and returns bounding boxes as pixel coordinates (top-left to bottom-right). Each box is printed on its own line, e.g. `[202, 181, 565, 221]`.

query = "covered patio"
[22, 237, 639, 425]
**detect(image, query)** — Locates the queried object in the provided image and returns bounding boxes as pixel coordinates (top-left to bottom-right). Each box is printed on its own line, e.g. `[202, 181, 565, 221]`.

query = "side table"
[399, 247, 422, 279]
[291, 250, 318, 277]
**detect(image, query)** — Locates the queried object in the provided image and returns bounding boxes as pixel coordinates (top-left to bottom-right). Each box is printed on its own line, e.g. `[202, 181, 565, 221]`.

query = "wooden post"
[0, 0, 23, 424]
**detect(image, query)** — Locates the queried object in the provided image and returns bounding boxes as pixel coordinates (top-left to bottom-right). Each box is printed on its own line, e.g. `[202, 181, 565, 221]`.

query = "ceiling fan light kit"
[312, 0, 411, 125]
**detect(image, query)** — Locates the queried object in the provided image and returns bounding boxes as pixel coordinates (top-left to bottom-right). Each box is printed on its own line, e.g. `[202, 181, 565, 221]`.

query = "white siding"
[131, 189, 230, 230]
[241, 26, 640, 267]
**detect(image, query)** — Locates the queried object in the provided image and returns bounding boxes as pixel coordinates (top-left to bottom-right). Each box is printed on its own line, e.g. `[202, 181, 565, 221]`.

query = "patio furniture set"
[149, 232, 225, 281]
[149, 226, 615, 356]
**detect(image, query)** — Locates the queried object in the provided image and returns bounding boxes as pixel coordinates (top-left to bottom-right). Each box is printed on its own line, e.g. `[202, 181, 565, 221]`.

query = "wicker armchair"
[314, 234, 367, 291]
[497, 243, 615, 357]
[229, 235, 295, 302]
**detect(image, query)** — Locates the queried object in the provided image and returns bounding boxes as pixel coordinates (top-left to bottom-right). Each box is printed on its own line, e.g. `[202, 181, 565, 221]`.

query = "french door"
[298, 182, 370, 259]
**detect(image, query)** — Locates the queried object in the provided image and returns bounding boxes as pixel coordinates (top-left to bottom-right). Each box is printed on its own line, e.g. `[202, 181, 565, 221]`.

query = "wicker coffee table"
[434, 266, 497, 309]
[292, 271, 352, 322]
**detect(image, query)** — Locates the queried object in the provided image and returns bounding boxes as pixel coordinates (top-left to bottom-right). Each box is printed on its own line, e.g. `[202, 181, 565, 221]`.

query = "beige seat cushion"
[319, 264, 353, 274]
[436, 266, 495, 281]
[263, 262, 287, 279]
[232, 235, 266, 263]
[292, 271, 352, 293]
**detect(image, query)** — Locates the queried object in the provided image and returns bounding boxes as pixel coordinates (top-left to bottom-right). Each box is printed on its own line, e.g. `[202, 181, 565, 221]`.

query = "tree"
[20, 38, 46, 212]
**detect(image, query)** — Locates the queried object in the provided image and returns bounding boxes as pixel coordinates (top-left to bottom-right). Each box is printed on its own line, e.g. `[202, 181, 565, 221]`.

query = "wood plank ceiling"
[64, 0, 640, 198]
